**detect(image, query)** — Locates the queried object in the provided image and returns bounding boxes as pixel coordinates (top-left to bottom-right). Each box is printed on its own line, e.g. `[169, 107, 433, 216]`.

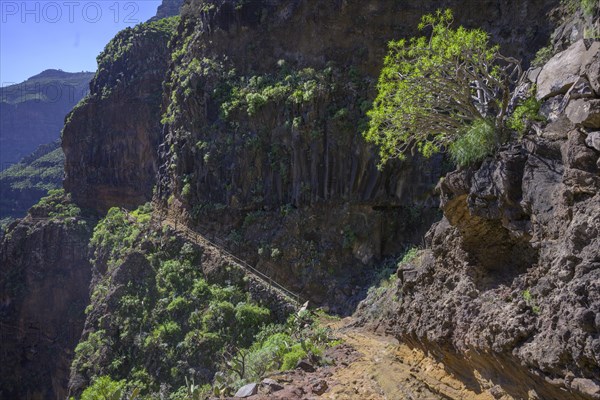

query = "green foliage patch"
[212, 310, 335, 397]
[449, 119, 497, 167]
[29, 189, 82, 220]
[74, 204, 277, 398]
[365, 9, 519, 166]
[507, 97, 545, 136]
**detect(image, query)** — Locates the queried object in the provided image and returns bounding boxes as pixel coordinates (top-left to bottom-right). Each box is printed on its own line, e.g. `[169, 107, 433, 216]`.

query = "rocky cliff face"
[155, 0, 557, 311]
[357, 37, 600, 400]
[0, 70, 92, 169]
[0, 17, 178, 400]
[62, 18, 177, 213]
[153, 0, 184, 19]
[0, 192, 94, 400]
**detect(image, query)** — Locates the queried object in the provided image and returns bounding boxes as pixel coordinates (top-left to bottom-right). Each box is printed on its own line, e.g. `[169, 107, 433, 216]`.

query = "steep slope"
[153, 0, 185, 19]
[0, 70, 92, 168]
[155, 0, 558, 312]
[62, 17, 178, 212]
[357, 35, 600, 400]
[67, 205, 294, 397]
[0, 1, 579, 399]
[0, 191, 94, 400]
[0, 141, 63, 220]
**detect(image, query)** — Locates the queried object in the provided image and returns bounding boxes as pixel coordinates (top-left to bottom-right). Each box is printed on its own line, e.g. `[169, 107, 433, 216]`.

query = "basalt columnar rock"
[357, 38, 600, 400]
[62, 18, 178, 213]
[155, 0, 558, 312]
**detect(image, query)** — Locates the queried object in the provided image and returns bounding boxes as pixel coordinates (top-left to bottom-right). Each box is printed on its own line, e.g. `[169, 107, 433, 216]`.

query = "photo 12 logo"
[1, 1, 141, 24]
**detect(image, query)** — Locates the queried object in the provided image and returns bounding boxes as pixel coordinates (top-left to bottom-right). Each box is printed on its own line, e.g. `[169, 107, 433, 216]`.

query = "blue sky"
[0, 0, 162, 85]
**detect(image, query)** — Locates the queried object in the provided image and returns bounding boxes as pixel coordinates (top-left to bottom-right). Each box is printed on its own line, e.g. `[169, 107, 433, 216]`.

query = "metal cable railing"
[7, 213, 304, 306]
[156, 213, 303, 307]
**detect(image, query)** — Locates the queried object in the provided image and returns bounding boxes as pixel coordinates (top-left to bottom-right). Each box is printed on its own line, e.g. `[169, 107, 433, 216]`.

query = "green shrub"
[401, 247, 419, 264]
[81, 376, 126, 400]
[365, 9, 518, 165]
[32, 189, 82, 220]
[270, 247, 282, 259]
[181, 183, 192, 198]
[449, 119, 497, 167]
[507, 97, 545, 136]
[234, 303, 271, 346]
[281, 345, 307, 370]
[156, 259, 200, 296]
[533, 44, 554, 67]
[202, 301, 236, 333]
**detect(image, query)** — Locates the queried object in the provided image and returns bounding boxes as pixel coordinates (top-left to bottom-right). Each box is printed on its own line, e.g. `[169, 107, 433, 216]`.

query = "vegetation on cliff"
[63, 16, 178, 212]
[70, 204, 335, 398]
[4, 1, 591, 399]
[365, 9, 520, 166]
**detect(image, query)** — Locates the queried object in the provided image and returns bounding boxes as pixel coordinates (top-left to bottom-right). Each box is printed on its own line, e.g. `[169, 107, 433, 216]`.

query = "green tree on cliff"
[364, 9, 520, 166]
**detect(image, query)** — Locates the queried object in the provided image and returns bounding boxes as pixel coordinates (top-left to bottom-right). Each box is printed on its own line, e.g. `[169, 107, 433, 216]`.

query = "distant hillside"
[0, 140, 63, 221]
[0, 69, 92, 168]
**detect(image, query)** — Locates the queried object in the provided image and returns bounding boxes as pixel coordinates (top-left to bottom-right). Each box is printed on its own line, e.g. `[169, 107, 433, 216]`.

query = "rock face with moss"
[154, 0, 557, 312]
[357, 34, 600, 400]
[0, 191, 94, 400]
[62, 18, 178, 212]
[0, 70, 92, 168]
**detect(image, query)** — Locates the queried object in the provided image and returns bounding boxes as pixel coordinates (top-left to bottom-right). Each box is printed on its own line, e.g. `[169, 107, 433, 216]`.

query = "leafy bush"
[449, 119, 497, 167]
[507, 97, 545, 136]
[533, 44, 554, 67]
[563, 0, 599, 17]
[281, 345, 308, 370]
[76, 207, 279, 397]
[80, 376, 126, 400]
[214, 310, 337, 394]
[30, 189, 82, 220]
[156, 259, 200, 296]
[90, 207, 145, 267]
[365, 9, 519, 165]
[401, 247, 419, 264]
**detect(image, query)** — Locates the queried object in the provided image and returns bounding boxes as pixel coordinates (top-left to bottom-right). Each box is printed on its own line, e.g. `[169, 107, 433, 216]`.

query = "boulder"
[235, 383, 258, 398]
[537, 40, 588, 100]
[561, 130, 599, 171]
[571, 378, 600, 399]
[540, 95, 568, 122]
[566, 77, 595, 100]
[585, 131, 600, 151]
[582, 40, 600, 95]
[311, 379, 328, 395]
[296, 359, 316, 372]
[261, 378, 284, 393]
[566, 99, 600, 128]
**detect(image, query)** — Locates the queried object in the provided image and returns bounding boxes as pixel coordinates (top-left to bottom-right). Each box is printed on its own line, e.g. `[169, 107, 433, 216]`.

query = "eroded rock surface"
[155, 0, 557, 311]
[0, 198, 93, 400]
[62, 19, 176, 212]
[358, 38, 600, 400]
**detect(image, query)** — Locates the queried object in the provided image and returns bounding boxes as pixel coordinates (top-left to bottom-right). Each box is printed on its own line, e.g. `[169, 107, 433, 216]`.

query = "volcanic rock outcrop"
[0, 194, 94, 400]
[358, 37, 600, 400]
[62, 18, 177, 212]
[155, 0, 558, 311]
